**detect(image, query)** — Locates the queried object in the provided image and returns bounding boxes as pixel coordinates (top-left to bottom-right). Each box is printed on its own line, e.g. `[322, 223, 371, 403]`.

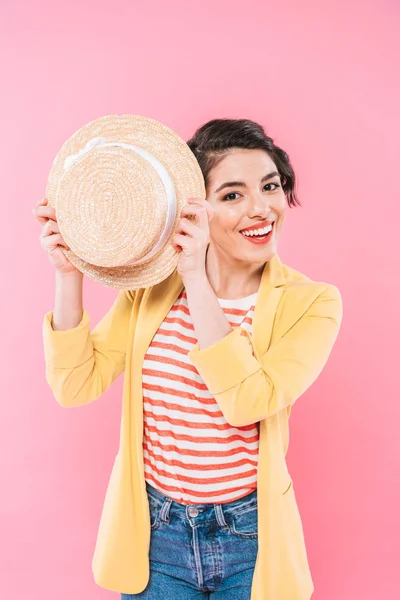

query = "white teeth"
[241, 224, 273, 237]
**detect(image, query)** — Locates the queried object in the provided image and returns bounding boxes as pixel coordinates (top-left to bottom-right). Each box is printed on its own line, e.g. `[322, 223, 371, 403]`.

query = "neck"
[205, 243, 265, 300]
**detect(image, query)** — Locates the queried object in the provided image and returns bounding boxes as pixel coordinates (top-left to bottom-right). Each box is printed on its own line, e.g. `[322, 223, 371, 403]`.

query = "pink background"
[1, 1, 398, 598]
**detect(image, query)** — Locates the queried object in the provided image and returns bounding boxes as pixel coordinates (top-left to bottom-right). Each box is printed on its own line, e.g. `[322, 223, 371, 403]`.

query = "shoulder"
[282, 262, 341, 299]
[278, 262, 342, 322]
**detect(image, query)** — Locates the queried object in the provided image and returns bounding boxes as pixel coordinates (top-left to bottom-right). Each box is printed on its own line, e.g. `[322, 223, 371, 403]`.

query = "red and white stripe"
[142, 290, 259, 504]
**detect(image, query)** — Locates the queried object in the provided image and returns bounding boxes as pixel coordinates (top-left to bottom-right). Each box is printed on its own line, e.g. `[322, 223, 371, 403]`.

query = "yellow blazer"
[42, 253, 343, 600]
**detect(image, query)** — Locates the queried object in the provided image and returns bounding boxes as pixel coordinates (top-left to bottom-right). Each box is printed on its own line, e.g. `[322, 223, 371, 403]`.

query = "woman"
[36, 118, 342, 599]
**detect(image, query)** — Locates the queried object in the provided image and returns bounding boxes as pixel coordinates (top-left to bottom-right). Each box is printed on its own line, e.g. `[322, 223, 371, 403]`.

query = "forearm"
[183, 273, 233, 350]
[52, 270, 84, 331]
[43, 288, 134, 407]
[188, 285, 343, 426]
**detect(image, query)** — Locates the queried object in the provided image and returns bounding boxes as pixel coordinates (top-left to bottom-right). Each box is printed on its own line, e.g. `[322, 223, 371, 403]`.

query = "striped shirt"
[142, 288, 259, 505]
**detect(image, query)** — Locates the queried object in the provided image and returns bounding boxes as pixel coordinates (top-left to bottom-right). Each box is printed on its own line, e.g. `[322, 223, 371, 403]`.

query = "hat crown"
[46, 114, 206, 289]
[60, 136, 178, 268]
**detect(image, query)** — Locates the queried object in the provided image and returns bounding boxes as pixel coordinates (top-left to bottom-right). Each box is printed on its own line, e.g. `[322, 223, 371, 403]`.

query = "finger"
[42, 233, 71, 251]
[179, 207, 199, 225]
[197, 207, 210, 230]
[188, 198, 214, 212]
[35, 214, 49, 225]
[187, 198, 210, 211]
[186, 200, 213, 226]
[171, 239, 182, 251]
[34, 205, 57, 224]
[37, 205, 56, 218]
[180, 204, 202, 216]
[33, 197, 48, 215]
[175, 215, 198, 236]
[180, 205, 209, 230]
[187, 197, 205, 204]
[40, 218, 59, 238]
[172, 233, 189, 249]
[189, 206, 209, 231]
[178, 217, 199, 237]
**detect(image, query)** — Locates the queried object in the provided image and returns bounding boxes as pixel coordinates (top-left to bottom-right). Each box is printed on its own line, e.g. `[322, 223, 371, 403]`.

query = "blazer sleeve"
[188, 284, 343, 427]
[42, 289, 134, 408]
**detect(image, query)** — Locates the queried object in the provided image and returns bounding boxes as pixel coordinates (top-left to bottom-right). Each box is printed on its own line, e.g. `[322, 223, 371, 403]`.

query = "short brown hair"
[186, 118, 300, 208]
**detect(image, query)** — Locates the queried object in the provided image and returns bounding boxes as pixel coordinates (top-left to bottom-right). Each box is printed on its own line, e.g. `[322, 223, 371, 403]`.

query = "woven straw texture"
[46, 114, 206, 290]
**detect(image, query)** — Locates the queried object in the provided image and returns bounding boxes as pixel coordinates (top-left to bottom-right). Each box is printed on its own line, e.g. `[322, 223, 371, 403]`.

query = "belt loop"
[159, 497, 172, 523]
[214, 503, 228, 528]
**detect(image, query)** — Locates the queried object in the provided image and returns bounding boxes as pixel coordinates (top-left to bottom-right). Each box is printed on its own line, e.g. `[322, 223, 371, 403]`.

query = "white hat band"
[63, 136, 177, 267]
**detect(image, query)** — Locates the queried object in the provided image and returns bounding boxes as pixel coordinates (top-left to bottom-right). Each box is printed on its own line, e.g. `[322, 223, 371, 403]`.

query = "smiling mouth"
[239, 222, 275, 242]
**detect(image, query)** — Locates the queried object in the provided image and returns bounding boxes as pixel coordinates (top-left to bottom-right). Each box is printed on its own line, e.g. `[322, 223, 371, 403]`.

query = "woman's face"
[206, 149, 286, 265]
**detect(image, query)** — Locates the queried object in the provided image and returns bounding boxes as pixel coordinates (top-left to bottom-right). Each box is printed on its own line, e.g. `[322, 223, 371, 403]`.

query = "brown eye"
[222, 182, 281, 202]
[221, 192, 240, 202]
[264, 183, 281, 191]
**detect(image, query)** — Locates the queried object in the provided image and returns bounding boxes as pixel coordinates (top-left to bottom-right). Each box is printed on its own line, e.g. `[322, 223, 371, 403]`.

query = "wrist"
[182, 270, 209, 290]
[55, 269, 83, 282]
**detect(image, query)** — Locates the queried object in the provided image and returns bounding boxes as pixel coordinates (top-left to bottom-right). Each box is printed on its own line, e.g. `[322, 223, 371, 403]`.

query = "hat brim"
[46, 114, 206, 290]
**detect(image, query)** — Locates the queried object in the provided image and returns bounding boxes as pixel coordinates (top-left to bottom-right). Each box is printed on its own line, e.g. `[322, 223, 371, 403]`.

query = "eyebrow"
[214, 171, 280, 194]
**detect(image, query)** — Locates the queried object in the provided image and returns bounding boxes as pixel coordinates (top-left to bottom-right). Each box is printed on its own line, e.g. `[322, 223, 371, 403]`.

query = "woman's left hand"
[171, 197, 215, 281]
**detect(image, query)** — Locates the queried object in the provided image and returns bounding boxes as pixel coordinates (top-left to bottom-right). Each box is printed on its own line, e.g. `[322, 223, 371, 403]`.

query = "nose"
[248, 192, 270, 217]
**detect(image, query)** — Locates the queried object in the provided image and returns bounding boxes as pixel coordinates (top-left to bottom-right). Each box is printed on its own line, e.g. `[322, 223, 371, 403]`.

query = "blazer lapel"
[134, 252, 286, 363]
[251, 253, 286, 358]
[133, 268, 184, 362]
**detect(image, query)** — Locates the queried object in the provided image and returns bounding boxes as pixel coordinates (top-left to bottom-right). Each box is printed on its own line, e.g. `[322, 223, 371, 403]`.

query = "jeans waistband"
[145, 480, 257, 518]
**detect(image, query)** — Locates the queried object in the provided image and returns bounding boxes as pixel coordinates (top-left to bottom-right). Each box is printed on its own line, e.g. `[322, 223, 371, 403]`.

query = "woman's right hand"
[33, 197, 82, 276]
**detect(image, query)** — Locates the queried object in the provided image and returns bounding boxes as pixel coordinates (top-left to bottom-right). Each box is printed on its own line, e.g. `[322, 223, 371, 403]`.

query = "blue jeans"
[121, 481, 258, 599]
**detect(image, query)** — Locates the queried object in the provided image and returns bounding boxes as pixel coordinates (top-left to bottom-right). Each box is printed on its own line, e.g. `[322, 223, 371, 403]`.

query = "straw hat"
[45, 114, 206, 290]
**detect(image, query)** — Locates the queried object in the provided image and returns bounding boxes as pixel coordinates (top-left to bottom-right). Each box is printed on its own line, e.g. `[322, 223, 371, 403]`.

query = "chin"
[246, 244, 277, 260]
[236, 249, 275, 266]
